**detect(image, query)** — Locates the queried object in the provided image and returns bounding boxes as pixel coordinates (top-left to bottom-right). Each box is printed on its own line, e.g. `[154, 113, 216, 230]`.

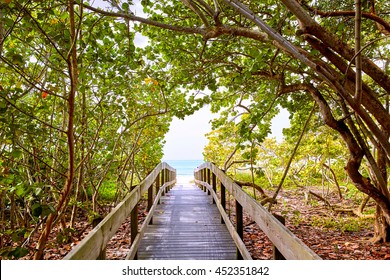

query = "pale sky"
[162, 107, 290, 160]
[162, 106, 215, 160]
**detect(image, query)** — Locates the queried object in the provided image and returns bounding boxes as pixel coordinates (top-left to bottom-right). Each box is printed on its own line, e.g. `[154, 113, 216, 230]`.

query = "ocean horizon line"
[162, 160, 204, 176]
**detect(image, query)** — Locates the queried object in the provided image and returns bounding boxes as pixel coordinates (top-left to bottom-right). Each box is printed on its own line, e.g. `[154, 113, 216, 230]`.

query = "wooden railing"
[64, 162, 176, 260]
[194, 162, 321, 260]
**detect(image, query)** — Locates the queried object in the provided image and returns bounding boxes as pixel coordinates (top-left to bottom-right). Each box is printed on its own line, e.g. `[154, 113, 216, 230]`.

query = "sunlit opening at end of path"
[176, 175, 195, 184]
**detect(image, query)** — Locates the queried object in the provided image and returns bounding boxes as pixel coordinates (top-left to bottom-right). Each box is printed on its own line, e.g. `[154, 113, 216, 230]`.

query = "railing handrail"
[64, 162, 176, 260]
[194, 162, 321, 260]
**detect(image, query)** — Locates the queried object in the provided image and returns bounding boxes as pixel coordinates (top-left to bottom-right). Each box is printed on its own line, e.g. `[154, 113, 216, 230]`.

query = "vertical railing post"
[212, 171, 216, 204]
[221, 181, 226, 224]
[168, 169, 171, 190]
[131, 196, 138, 260]
[165, 169, 169, 192]
[156, 171, 161, 205]
[161, 168, 165, 196]
[147, 181, 153, 211]
[207, 168, 211, 195]
[148, 173, 154, 225]
[170, 170, 174, 190]
[167, 170, 170, 191]
[236, 200, 243, 260]
[273, 214, 286, 260]
[202, 169, 206, 192]
[167, 169, 171, 191]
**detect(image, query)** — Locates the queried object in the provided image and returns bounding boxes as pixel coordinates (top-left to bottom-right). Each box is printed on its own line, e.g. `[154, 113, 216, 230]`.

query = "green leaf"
[122, 2, 129, 11]
[4, 18, 15, 28]
[31, 203, 43, 217]
[11, 149, 22, 158]
[15, 183, 29, 197]
[12, 247, 29, 259]
[11, 54, 24, 66]
[34, 187, 43, 196]
[41, 204, 55, 217]
[0, 101, 7, 109]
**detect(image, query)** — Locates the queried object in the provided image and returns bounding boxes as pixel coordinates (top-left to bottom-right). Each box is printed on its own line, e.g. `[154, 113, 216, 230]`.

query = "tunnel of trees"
[0, 0, 389, 259]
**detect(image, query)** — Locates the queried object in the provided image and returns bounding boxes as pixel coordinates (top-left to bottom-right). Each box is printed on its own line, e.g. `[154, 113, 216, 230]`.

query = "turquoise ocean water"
[164, 160, 204, 177]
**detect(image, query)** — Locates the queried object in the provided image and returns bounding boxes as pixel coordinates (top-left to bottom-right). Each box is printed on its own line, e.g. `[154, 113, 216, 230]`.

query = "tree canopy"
[0, 0, 389, 259]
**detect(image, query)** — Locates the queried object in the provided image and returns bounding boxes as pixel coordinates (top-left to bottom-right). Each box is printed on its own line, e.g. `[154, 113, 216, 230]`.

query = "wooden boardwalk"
[137, 183, 237, 260]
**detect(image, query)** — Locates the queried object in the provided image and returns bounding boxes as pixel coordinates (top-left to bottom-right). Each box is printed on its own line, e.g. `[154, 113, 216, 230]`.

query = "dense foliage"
[0, 0, 192, 259]
[0, 0, 389, 259]
[130, 0, 390, 241]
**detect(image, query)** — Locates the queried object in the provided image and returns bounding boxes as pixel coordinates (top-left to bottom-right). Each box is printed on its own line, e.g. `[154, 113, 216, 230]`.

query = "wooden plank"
[196, 163, 321, 260]
[137, 184, 237, 260]
[195, 180, 252, 260]
[126, 181, 173, 260]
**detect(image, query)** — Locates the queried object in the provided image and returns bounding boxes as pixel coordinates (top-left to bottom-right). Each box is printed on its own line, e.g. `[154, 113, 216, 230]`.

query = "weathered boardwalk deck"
[137, 183, 237, 260]
[65, 162, 320, 260]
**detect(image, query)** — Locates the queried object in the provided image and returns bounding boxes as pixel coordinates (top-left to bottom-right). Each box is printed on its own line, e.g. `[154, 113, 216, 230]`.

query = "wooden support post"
[221, 182, 226, 224]
[156, 172, 160, 205]
[236, 200, 243, 260]
[131, 204, 138, 260]
[202, 169, 206, 192]
[161, 169, 165, 196]
[167, 170, 169, 189]
[212, 172, 216, 204]
[169, 170, 173, 191]
[166, 169, 170, 191]
[166, 170, 169, 192]
[148, 182, 153, 225]
[147, 185, 153, 211]
[273, 214, 286, 260]
[207, 168, 211, 195]
[168, 171, 171, 191]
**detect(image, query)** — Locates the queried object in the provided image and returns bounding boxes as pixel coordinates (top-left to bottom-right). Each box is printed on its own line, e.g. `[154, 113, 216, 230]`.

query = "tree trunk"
[33, 0, 78, 259]
[309, 86, 390, 225]
[323, 163, 343, 199]
[70, 166, 84, 228]
[71, 21, 87, 228]
[92, 190, 99, 214]
[373, 206, 390, 243]
[373, 144, 390, 242]
[279, 0, 390, 94]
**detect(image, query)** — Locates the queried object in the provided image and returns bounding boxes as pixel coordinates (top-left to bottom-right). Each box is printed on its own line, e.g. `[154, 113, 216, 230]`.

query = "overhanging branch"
[82, 3, 267, 41]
